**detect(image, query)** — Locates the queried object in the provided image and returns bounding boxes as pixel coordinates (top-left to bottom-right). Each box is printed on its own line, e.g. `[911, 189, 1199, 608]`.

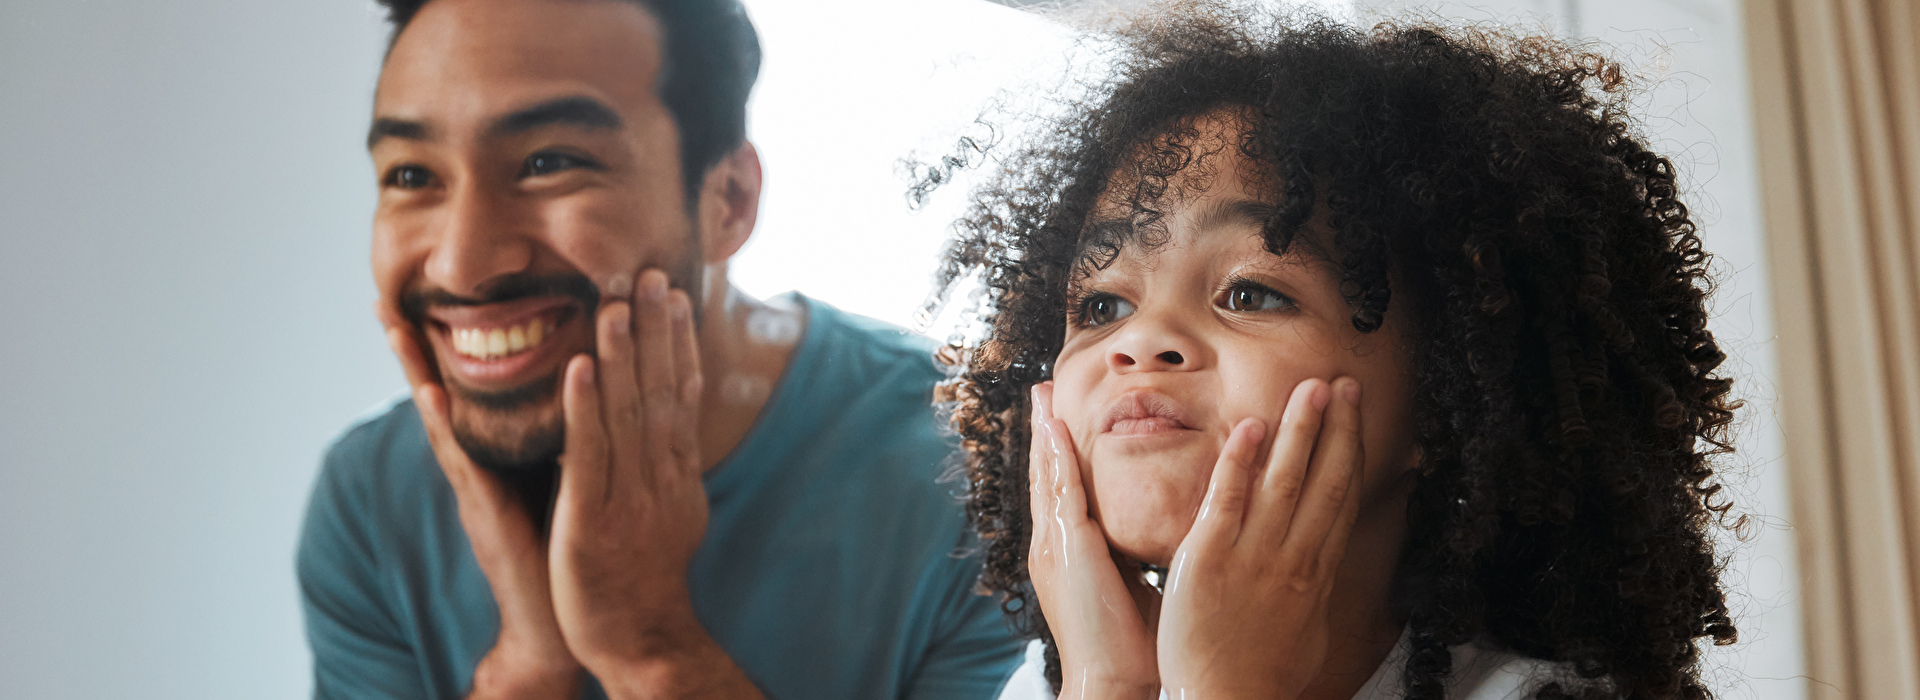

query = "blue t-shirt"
[297, 295, 1022, 699]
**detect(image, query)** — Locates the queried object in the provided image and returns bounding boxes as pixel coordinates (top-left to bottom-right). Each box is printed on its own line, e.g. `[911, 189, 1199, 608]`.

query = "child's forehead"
[1073, 195, 1336, 280]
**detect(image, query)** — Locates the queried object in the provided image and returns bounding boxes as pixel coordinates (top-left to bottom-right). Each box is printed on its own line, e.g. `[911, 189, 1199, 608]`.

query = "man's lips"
[423, 296, 583, 385]
[1100, 391, 1198, 436]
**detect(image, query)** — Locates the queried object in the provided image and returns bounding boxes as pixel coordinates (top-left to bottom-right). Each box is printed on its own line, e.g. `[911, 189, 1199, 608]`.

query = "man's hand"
[1155, 377, 1365, 700]
[1026, 382, 1161, 700]
[386, 320, 583, 700]
[547, 270, 759, 697]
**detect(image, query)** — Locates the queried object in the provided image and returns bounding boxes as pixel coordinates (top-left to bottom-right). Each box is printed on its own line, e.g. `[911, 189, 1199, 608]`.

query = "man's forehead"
[374, 0, 665, 124]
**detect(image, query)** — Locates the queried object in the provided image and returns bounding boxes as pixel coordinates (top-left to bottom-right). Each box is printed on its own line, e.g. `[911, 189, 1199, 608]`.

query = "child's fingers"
[1283, 377, 1364, 563]
[1183, 418, 1268, 549]
[1027, 385, 1056, 523]
[1249, 379, 1330, 541]
[1040, 418, 1091, 523]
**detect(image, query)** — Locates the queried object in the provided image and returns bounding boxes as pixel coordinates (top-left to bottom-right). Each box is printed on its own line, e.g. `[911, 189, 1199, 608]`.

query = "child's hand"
[1026, 382, 1161, 700]
[1156, 377, 1365, 700]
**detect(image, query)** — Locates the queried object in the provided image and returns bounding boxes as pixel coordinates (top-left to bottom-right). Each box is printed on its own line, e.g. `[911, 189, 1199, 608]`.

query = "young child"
[928, 5, 1740, 699]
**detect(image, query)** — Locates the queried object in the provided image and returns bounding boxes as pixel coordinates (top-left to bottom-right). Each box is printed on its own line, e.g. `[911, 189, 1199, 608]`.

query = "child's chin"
[1097, 510, 1196, 569]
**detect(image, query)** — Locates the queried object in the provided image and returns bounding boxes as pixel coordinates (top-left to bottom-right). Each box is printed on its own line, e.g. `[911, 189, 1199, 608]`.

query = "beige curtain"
[1746, 0, 1920, 696]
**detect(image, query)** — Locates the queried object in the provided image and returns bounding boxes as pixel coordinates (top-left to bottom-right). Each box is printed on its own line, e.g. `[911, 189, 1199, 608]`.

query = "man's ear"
[696, 141, 762, 264]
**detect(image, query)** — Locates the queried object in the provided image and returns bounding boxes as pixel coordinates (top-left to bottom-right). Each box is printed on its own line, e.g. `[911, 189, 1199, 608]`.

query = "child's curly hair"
[923, 5, 1740, 699]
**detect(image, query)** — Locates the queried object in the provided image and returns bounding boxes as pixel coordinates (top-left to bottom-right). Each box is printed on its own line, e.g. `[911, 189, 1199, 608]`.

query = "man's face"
[369, 0, 694, 473]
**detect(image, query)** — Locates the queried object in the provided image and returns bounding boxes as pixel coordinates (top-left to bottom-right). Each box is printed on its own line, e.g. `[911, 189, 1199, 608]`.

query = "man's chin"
[445, 387, 566, 478]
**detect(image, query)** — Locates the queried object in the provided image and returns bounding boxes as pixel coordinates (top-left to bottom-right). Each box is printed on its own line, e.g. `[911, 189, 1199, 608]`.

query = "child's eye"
[1079, 293, 1137, 327]
[1221, 280, 1296, 312]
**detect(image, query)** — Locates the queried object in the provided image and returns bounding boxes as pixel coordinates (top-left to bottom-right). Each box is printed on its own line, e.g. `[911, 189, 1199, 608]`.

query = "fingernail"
[1309, 380, 1331, 412]
[1340, 378, 1361, 406]
[604, 273, 633, 299]
[1030, 384, 1053, 421]
[607, 303, 631, 336]
[674, 294, 691, 321]
[644, 271, 668, 301]
[579, 355, 596, 383]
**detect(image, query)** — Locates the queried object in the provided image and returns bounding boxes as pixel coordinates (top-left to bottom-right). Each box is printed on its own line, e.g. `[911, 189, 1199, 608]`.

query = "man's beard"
[401, 273, 598, 529]
[397, 235, 705, 523]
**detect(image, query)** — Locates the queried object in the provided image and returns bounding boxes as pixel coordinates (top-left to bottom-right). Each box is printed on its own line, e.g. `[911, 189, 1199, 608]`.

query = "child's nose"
[1108, 321, 1204, 373]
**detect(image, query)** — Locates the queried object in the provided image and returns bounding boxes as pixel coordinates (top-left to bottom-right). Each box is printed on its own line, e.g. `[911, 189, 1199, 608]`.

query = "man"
[295, 0, 1024, 697]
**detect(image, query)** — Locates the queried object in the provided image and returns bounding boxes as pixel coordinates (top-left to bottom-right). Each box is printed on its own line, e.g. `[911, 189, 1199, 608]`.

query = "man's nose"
[422, 181, 535, 297]
[1107, 310, 1207, 373]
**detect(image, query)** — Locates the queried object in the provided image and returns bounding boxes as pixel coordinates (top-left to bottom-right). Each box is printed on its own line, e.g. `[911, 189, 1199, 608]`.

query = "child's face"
[1050, 114, 1421, 567]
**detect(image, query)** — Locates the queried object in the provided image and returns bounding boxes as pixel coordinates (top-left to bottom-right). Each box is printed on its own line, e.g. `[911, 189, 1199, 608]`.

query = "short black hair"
[376, 0, 761, 200]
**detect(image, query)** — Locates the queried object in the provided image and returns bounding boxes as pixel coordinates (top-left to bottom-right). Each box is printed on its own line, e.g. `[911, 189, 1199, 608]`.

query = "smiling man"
[294, 0, 1024, 698]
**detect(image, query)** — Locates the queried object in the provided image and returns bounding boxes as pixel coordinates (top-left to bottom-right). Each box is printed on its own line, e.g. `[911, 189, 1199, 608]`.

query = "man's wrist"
[590, 619, 754, 699]
[469, 644, 581, 700]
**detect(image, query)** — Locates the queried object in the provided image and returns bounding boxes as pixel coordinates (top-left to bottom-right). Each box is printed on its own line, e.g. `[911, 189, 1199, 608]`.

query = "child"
[929, 5, 1739, 699]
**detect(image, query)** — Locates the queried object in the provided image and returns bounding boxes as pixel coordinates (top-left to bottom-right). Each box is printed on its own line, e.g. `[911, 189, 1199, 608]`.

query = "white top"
[995, 630, 1568, 700]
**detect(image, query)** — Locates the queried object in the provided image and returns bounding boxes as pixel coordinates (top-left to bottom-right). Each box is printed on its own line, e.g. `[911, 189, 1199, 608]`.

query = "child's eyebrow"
[1196, 198, 1333, 266]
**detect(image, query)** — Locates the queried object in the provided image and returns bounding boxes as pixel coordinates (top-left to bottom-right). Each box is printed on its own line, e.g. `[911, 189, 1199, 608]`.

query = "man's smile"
[425, 295, 587, 390]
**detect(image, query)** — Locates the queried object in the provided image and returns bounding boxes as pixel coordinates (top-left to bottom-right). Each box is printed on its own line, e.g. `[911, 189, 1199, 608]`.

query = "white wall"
[0, 2, 392, 697]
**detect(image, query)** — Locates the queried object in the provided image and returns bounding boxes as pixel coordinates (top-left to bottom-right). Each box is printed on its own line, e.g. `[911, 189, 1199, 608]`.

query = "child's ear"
[696, 141, 762, 264]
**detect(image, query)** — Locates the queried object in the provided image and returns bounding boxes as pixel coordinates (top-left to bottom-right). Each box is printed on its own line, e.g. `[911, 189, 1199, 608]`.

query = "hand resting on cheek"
[1028, 375, 1367, 700]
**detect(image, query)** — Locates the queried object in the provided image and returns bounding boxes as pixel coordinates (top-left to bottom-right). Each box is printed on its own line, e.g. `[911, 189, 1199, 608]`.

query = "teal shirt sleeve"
[904, 552, 1023, 700]
[297, 432, 430, 700]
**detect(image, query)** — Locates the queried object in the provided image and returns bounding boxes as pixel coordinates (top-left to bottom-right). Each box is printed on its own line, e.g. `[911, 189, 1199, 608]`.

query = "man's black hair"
[376, 0, 761, 201]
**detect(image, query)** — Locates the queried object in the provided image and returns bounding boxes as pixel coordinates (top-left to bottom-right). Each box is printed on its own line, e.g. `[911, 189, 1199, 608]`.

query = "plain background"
[0, 0, 1805, 697]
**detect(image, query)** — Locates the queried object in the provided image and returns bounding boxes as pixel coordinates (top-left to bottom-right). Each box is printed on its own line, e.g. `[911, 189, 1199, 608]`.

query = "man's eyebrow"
[367, 118, 429, 150]
[490, 96, 623, 137]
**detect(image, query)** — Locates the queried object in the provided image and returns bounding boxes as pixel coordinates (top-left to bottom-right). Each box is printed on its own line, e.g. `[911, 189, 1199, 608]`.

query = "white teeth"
[451, 317, 549, 360]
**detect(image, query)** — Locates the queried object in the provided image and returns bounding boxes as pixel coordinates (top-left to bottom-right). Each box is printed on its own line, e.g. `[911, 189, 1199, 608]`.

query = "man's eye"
[1080, 294, 1137, 326]
[385, 165, 434, 189]
[1222, 282, 1295, 312]
[522, 152, 593, 177]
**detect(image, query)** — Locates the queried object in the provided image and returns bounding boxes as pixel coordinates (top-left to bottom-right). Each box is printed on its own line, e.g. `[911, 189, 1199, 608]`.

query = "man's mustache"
[398, 273, 601, 325]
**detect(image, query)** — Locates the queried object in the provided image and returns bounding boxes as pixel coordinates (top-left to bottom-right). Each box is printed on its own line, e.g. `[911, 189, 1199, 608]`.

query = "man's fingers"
[633, 270, 680, 471]
[669, 289, 703, 474]
[385, 325, 436, 390]
[1251, 379, 1330, 539]
[1184, 417, 1267, 548]
[593, 298, 643, 492]
[413, 383, 475, 492]
[415, 382, 539, 560]
[1283, 376, 1363, 561]
[558, 354, 612, 516]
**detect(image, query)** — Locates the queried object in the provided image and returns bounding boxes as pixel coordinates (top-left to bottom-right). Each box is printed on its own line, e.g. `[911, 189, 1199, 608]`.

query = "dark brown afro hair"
[920, 4, 1740, 698]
